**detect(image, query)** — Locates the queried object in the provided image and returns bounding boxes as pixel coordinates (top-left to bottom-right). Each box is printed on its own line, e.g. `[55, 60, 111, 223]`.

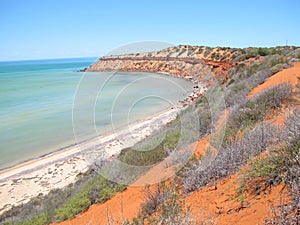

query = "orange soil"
[54, 63, 300, 225]
[248, 62, 300, 98]
[53, 110, 227, 225]
[133, 141, 199, 186]
[54, 186, 144, 225]
[185, 174, 288, 225]
[193, 135, 210, 158]
[264, 107, 287, 125]
[184, 62, 300, 224]
[53, 139, 210, 225]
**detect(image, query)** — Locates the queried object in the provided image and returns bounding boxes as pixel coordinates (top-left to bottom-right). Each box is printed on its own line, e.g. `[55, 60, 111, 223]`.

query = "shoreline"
[0, 107, 180, 214]
[0, 70, 207, 216]
[0, 106, 179, 182]
[0, 71, 195, 175]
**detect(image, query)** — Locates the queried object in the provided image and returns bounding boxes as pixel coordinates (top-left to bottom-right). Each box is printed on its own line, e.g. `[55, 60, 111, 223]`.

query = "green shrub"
[211, 52, 216, 59]
[15, 213, 50, 225]
[54, 175, 126, 222]
[257, 47, 270, 56]
[270, 57, 285, 67]
[54, 191, 90, 221]
[236, 110, 300, 224]
[119, 144, 168, 167]
[9, 174, 126, 224]
[239, 134, 300, 196]
[243, 47, 281, 59]
[118, 129, 180, 166]
[195, 96, 212, 136]
[248, 62, 268, 76]
[232, 82, 246, 92]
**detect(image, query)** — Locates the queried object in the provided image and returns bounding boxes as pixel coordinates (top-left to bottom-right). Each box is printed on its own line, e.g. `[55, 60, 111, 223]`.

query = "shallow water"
[0, 58, 193, 170]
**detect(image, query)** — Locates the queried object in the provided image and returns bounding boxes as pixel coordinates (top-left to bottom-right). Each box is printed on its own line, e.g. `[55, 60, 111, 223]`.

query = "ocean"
[0, 58, 193, 170]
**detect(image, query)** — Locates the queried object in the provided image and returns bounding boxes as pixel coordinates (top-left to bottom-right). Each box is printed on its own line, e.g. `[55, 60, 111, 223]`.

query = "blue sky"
[0, 0, 299, 61]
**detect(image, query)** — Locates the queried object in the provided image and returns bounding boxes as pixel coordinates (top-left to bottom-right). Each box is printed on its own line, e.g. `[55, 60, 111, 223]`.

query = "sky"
[0, 0, 299, 61]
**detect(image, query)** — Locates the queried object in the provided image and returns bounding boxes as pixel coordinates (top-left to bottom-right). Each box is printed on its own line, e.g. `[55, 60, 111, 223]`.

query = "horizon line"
[1, 44, 299, 63]
[0, 56, 99, 63]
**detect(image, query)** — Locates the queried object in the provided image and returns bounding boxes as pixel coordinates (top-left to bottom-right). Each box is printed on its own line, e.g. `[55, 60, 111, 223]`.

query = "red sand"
[52, 137, 210, 225]
[186, 174, 288, 224]
[248, 62, 300, 98]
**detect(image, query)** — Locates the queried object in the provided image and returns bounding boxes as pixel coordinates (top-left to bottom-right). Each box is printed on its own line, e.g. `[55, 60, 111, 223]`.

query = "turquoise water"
[0, 58, 193, 170]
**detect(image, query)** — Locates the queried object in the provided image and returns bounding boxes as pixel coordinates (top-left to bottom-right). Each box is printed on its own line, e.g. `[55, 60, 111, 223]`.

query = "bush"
[4, 173, 126, 224]
[54, 175, 126, 222]
[54, 191, 91, 221]
[224, 83, 292, 145]
[182, 84, 294, 193]
[236, 110, 300, 224]
[0, 175, 91, 225]
[118, 102, 205, 169]
[139, 184, 168, 217]
[181, 122, 282, 193]
[15, 213, 50, 225]
[235, 55, 286, 80]
[241, 47, 281, 60]
[119, 144, 168, 167]
[118, 129, 180, 167]
[138, 181, 195, 225]
[195, 96, 212, 136]
[225, 68, 273, 107]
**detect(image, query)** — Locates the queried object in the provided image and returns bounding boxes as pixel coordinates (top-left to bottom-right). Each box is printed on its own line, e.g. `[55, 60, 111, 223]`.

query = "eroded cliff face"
[87, 57, 210, 81]
[82, 45, 300, 106]
[84, 45, 236, 84]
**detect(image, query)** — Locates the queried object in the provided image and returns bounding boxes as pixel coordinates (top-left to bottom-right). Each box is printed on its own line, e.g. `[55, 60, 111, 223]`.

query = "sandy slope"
[52, 139, 209, 225]
[53, 62, 300, 225]
[186, 175, 288, 225]
[185, 62, 300, 224]
[248, 62, 300, 97]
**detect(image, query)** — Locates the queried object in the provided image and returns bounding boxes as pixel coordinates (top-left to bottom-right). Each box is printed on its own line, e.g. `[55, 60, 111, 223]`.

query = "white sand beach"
[0, 107, 181, 215]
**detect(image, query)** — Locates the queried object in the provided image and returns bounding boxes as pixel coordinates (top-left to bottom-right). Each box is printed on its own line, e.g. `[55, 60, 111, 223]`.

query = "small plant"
[225, 82, 292, 142]
[118, 129, 180, 167]
[52, 175, 125, 222]
[265, 204, 299, 225]
[139, 183, 168, 217]
[237, 110, 300, 224]
[181, 121, 282, 193]
[258, 47, 270, 56]
[138, 181, 195, 225]
[14, 213, 50, 225]
[4, 174, 126, 224]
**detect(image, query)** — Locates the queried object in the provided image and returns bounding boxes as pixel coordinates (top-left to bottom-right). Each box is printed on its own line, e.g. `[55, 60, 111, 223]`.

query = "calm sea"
[0, 58, 193, 170]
